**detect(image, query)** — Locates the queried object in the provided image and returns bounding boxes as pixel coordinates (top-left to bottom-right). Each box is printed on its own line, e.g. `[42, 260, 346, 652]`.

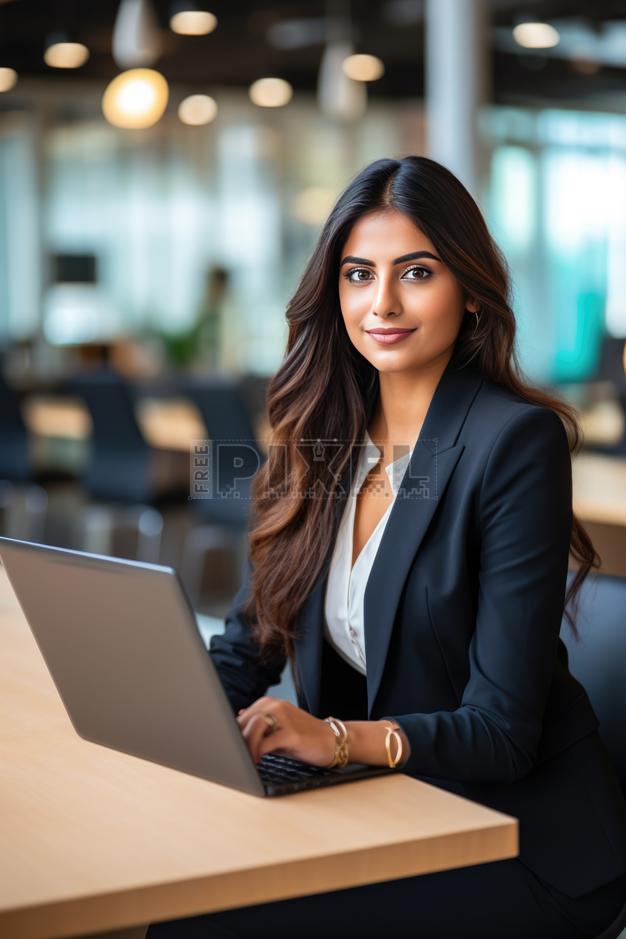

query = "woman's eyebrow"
[340, 250, 441, 267]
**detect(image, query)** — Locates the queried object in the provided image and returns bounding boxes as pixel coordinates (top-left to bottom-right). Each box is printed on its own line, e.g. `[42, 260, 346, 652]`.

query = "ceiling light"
[102, 68, 169, 129]
[44, 38, 90, 69]
[513, 21, 560, 49]
[178, 93, 218, 125]
[170, 5, 217, 36]
[249, 77, 293, 108]
[0, 67, 18, 92]
[318, 41, 367, 121]
[113, 0, 162, 69]
[342, 53, 384, 81]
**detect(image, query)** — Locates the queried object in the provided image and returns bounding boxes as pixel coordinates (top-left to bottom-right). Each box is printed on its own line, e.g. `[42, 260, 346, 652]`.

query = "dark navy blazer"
[210, 352, 626, 900]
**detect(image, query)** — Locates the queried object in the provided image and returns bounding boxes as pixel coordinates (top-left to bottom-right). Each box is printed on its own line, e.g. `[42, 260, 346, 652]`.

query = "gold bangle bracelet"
[324, 716, 349, 768]
[380, 719, 404, 768]
[384, 727, 403, 768]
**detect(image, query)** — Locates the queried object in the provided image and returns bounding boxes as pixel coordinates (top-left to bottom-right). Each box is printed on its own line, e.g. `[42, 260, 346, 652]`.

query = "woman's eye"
[343, 268, 372, 284]
[403, 265, 431, 281]
[342, 265, 431, 284]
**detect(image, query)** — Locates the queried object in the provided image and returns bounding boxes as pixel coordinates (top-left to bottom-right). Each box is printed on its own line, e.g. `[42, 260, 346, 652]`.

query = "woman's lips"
[366, 328, 417, 345]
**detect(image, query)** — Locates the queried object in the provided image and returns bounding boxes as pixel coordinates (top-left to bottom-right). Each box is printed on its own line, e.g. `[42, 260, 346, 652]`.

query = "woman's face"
[338, 208, 477, 373]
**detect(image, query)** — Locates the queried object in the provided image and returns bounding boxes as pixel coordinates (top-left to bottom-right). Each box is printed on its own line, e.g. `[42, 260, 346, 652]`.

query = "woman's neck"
[369, 348, 453, 450]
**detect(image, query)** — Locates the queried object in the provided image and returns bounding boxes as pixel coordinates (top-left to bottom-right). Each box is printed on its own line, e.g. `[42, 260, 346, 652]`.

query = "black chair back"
[70, 369, 151, 504]
[184, 377, 264, 529]
[561, 571, 626, 794]
[0, 373, 30, 482]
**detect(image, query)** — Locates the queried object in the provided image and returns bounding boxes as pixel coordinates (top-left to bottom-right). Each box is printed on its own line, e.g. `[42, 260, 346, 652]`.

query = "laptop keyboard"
[256, 752, 337, 793]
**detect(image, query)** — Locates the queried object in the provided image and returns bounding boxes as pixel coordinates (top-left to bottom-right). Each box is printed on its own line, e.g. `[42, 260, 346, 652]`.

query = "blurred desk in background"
[22, 395, 270, 482]
[24, 396, 270, 453]
[572, 452, 626, 527]
[24, 396, 205, 453]
[571, 451, 626, 578]
[578, 397, 624, 448]
[570, 396, 626, 577]
[20, 396, 626, 576]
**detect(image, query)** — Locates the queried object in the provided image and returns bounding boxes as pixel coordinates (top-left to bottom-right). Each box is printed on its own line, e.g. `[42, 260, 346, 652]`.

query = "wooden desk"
[571, 452, 626, 577]
[23, 396, 207, 454]
[572, 451, 626, 527]
[0, 567, 517, 939]
[23, 396, 270, 460]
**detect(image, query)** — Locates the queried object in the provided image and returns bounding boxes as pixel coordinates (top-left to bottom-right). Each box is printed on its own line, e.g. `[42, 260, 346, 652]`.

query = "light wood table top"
[23, 396, 207, 454]
[578, 397, 624, 446]
[572, 451, 626, 527]
[23, 396, 270, 457]
[0, 567, 517, 939]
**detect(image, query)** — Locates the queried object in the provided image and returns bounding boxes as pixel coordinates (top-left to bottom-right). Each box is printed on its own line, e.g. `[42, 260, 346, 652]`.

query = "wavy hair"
[242, 155, 599, 662]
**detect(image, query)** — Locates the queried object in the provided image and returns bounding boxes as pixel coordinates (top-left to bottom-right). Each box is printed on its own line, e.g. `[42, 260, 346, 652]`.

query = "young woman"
[147, 156, 626, 937]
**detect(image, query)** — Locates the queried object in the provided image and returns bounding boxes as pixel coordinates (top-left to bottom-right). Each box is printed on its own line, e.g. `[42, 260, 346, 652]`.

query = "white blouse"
[323, 429, 416, 675]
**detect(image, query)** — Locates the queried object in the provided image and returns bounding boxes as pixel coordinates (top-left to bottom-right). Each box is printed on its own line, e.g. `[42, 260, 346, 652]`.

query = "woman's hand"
[236, 697, 336, 766]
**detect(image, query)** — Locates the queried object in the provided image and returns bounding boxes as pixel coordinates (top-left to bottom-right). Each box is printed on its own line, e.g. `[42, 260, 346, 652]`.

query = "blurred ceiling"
[1, 0, 626, 105]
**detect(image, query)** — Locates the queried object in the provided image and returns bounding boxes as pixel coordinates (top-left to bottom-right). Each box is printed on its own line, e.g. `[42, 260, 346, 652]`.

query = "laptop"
[0, 536, 393, 797]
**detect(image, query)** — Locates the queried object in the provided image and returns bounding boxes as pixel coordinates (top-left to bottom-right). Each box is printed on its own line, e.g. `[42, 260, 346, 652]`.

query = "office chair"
[560, 571, 626, 939]
[0, 372, 31, 482]
[183, 374, 263, 527]
[179, 375, 265, 608]
[71, 369, 158, 504]
[0, 373, 66, 543]
[69, 369, 188, 562]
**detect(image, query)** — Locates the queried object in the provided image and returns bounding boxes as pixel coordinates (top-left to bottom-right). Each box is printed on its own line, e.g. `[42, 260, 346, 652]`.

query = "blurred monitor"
[594, 335, 626, 388]
[587, 334, 626, 456]
[52, 253, 98, 284]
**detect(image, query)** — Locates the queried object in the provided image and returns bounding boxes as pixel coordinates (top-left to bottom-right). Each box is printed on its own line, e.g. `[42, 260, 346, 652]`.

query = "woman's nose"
[373, 273, 401, 317]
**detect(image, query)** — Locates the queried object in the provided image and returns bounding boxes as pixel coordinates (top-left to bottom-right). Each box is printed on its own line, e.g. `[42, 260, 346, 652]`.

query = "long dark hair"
[242, 154, 599, 661]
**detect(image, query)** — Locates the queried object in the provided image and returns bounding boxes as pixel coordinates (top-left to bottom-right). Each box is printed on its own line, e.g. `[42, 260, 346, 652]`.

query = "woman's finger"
[241, 711, 285, 763]
[237, 700, 288, 737]
[236, 702, 281, 729]
[237, 696, 281, 725]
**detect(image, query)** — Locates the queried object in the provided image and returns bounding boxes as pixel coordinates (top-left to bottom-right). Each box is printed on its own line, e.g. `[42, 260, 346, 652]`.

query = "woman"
[148, 156, 626, 937]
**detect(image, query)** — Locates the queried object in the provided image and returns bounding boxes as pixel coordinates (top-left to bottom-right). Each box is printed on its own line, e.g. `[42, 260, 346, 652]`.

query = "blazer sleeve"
[389, 406, 573, 783]
[208, 555, 287, 714]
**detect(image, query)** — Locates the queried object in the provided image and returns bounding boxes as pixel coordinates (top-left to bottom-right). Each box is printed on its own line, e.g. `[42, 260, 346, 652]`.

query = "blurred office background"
[1, 0, 626, 628]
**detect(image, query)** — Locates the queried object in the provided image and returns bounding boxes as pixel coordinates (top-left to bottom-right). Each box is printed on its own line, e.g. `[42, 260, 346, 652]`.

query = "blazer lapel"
[293, 355, 484, 717]
[363, 441, 465, 716]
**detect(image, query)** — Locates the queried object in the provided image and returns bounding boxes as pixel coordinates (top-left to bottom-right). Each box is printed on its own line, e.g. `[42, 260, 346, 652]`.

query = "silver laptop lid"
[0, 537, 264, 796]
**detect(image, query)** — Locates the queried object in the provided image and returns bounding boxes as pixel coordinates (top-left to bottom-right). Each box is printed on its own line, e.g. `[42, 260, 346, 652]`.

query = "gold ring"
[261, 713, 278, 735]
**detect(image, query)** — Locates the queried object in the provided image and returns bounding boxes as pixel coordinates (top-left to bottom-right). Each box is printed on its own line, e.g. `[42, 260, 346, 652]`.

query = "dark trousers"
[147, 641, 626, 938]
